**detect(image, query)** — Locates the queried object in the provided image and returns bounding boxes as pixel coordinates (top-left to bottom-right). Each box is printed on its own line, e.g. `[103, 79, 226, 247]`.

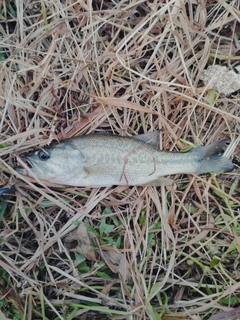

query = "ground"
[0, 1, 240, 319]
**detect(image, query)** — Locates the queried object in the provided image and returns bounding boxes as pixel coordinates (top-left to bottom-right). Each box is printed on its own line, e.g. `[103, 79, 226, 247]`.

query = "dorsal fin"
[133, 130, 160, 148]
[93, 130, 160, 148]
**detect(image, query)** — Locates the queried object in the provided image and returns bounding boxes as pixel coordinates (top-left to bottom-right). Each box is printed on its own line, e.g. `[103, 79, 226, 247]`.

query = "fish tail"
[191, 139, 233, 174]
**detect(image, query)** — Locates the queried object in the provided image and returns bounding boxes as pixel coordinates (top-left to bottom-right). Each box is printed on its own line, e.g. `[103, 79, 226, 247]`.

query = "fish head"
[24, 148, 57, 180]
[19, 141, 86, 184]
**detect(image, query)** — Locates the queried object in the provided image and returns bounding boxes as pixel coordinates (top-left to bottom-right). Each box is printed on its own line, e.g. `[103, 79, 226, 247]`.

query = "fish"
[16, 132, 233, 187]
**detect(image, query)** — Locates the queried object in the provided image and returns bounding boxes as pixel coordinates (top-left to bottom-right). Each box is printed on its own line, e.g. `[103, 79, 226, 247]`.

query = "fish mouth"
[15, 156, 33, 175]
[20, 155, 33, 169]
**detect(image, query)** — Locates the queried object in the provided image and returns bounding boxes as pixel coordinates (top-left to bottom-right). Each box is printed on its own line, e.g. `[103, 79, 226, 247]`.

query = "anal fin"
[141, 177, 173, 187]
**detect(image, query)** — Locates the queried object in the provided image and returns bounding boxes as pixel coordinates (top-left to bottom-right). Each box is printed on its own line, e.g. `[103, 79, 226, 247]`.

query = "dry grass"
[0, 0, 240, 319]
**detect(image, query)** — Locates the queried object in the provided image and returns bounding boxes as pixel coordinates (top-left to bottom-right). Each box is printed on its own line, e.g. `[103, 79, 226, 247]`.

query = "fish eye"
[38, 150, 50, 161]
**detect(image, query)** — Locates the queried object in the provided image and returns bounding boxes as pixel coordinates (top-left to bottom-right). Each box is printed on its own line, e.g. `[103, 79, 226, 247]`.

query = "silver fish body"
[17, 134, 233, 187]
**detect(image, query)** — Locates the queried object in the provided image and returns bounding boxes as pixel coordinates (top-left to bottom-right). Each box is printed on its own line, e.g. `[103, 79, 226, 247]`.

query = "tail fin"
[191, 139, 233, 174]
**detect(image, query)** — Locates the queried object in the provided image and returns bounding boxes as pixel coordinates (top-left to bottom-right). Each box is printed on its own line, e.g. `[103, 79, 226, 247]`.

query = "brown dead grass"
[0, 0, 240, 319]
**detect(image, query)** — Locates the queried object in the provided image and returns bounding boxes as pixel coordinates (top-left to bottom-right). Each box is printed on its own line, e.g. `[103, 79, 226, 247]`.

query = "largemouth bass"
[17, 133, 233, 187]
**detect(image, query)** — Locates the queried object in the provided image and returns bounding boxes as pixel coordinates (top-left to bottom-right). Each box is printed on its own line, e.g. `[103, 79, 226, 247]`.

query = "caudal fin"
[191, 139, 233, 174]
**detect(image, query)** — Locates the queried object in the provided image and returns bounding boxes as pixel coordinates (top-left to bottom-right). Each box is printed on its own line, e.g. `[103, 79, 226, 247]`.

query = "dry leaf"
[209, 306, 240, 320]
[2, 287, 24, 315]
[234, 232, 240, 253]
[64, 223, 99, 262]
[92, 95, 158, 115]
[97, 245, 129, 282]
[101, 279, 119, 295]
[57, 105, 105, 140]
[65, 225, 129, 281]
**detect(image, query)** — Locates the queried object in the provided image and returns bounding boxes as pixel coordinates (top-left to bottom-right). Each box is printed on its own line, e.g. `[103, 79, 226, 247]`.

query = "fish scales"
[16, 134, 233, 187]
[52, 135, 192, 185]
